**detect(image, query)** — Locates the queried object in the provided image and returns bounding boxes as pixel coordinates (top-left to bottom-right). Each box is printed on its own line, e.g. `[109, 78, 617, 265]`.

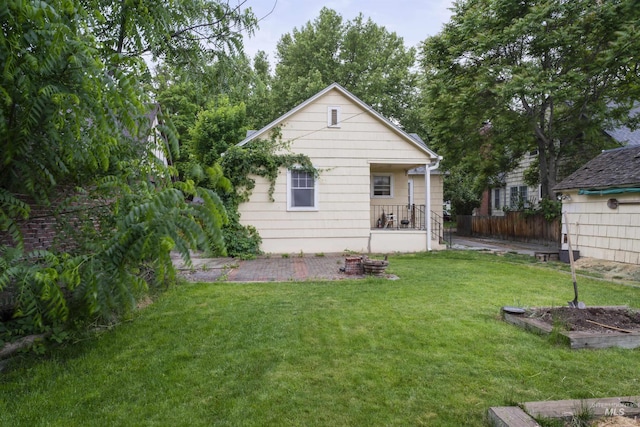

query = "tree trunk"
[538, 137, 559, 199]
[0, 334, 49, 360]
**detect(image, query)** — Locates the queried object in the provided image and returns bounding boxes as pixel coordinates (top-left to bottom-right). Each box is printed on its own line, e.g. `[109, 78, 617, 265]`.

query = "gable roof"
[553, 145, 640, 191]
[236, 83, 439, 159]
[604, 105, 640, 147]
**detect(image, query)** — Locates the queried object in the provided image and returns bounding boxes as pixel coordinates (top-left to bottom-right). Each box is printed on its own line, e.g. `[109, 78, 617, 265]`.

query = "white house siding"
[369, 230, 434, 253]
[562, 191, 640, 264]
[492, 151, 541, 216]
[238, 89, 438, 254]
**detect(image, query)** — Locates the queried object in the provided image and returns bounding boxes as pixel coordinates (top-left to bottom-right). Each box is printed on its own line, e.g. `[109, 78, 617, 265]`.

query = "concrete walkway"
[172, 235, 558, 283]
[450, 235, 557, 256]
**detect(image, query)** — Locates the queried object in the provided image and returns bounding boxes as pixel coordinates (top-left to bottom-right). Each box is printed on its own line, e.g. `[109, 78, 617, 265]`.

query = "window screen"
[290, 170, 315, 207]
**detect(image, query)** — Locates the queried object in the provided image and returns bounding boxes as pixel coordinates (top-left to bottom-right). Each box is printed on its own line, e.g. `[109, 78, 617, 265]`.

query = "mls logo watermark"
[591, 401, 639, 418]
[604, 406, 626, 417]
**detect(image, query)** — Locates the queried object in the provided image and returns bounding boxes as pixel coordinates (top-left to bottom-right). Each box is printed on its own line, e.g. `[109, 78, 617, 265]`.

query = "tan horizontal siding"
[238, 86, 442, 254]
[562, 191, 640, 264]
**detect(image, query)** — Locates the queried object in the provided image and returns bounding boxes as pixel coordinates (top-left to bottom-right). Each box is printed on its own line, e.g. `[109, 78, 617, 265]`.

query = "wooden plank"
[534, 251, 559, 262]
[488, 406, 541, 427]
[503, 313, 553, 334]
[564, 331, 640, 349]
[524, 396, 640, 419]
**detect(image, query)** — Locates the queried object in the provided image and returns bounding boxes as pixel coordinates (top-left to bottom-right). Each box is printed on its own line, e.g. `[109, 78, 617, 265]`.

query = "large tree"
[420, 0, 640, 199]
[0, 0, 255, 342]
[271, 7, 419, 129]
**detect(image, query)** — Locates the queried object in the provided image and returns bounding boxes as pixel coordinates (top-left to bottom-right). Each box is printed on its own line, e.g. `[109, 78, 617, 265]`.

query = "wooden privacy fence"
[457, 212, 560, 246]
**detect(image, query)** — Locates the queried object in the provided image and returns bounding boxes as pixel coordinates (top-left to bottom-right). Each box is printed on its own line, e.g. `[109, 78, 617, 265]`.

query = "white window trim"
[371, 174, 394, 198]
[287, 169, 319, 211]
[327, 106, 341, 128]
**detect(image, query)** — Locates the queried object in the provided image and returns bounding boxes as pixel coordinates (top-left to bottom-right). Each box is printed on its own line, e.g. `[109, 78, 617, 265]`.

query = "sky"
[238, 0, 456, 62]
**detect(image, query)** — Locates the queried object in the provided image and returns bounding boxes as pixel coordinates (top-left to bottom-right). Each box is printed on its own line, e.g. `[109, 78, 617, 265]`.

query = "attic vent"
[328, 106, 341, 127]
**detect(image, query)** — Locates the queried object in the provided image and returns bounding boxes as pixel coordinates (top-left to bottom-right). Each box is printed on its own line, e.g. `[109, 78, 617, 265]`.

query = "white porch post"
[425, 163, 431, 251]
[424, 156, 442, 251]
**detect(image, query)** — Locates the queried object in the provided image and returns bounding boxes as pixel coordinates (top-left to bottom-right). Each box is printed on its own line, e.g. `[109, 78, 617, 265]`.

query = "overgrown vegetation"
[524, 198, 563, 222]
[0, 1, 254, 346]
[216, 133, 317, 258]
[443, 165, 481, 216]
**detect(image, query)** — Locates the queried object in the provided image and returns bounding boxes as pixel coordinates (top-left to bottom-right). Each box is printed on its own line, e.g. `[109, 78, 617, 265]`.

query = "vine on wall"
[217, 131, 317, 258]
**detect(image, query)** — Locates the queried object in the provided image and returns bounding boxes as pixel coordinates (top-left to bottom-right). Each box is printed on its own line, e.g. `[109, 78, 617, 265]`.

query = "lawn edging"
[489, 396, 640, 426]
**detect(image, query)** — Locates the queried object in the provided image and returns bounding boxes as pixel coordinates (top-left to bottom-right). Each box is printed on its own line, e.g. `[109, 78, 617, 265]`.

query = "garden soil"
[530, 306, 640, 333]
[574, 257, 640, 283]
[594, 417, 640, 426]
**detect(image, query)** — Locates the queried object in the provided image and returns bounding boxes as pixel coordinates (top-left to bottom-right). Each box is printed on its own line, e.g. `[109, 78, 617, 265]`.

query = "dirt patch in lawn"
[530, 307, 640, 333]
[573, 257, 640, 283]
[593, 417, 640, 426]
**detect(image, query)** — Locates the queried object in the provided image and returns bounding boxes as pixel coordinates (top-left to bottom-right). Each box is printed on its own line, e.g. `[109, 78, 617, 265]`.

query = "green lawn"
[1, 251, 639, 426]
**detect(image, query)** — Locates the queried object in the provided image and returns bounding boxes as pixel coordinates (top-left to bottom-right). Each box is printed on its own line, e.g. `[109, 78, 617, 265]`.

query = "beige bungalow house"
[235, 83, 444, 254]
[554, 145, 640, 264]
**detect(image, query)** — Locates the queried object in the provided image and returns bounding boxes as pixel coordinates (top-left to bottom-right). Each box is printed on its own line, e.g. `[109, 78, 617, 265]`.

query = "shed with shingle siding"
[554, 145, 640, 264]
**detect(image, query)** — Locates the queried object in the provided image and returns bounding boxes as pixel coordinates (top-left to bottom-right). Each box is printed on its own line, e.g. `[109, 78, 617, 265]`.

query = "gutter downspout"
[425, 156, 443, 251]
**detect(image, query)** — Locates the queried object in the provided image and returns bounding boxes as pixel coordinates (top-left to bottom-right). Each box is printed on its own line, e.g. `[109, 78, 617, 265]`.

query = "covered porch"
[368, 160, 444, 252]
[369, 204, 446, 252]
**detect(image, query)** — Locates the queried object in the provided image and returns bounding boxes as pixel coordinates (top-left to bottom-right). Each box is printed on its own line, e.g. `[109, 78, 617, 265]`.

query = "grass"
[1, 251, 639, 426]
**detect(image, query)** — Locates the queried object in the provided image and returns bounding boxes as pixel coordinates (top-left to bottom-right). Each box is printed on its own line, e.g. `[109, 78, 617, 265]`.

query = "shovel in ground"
[564, 213, 585, 309]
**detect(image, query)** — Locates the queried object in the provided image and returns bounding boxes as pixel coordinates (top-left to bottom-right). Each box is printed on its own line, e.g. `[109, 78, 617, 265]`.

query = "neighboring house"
[483, 107, 640, 216]
[553, 145, 640, 264]
[0, 104, 172, 253]
[235, 83, 444, 254]
[480, 150, 541, 216]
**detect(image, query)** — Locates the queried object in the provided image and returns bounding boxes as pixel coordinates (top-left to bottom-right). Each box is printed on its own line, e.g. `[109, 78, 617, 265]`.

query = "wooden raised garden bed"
[502, 306, 640, 350]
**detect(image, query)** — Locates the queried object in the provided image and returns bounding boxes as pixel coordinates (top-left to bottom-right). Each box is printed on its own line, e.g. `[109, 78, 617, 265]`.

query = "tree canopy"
[271, 7, 419, 129]
[0, 0, 256, 345]
[87, 0, 256, 67]
[420, 0, 640, 198]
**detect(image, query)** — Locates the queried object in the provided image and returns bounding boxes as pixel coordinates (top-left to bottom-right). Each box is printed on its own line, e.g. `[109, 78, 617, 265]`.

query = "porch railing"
[371, 204, 443, 241]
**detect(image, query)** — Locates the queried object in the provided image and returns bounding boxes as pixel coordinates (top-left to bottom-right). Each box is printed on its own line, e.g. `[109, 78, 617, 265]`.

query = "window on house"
[287, 169, 318, 210]
[510, 186, 528, 208]
[328, 106, 340, 127]
[494, 188, 501, 210]
[372, 175, 392, 197]
[520, 186, 528, 204]
[510, 187, 518, 207]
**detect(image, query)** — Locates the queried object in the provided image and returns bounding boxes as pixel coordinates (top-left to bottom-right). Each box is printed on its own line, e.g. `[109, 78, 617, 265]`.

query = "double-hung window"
[372, 175, 393, 197]
[287, 169, 318, 211]
[509, 186, 528, 208]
